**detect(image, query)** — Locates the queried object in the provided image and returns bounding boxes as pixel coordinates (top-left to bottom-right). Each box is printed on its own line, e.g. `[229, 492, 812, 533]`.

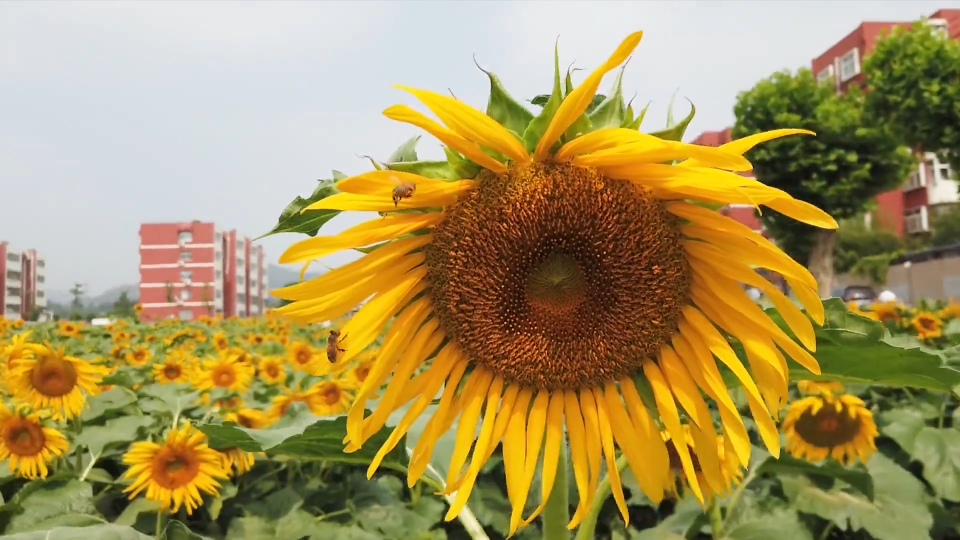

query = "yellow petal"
[534, 32, 644, 161]
[678, 129, 815, 168]
[336, 169, 476, 198]
[279, 213, 440, 264]
[384, 104, 507, 173]
[555, 128, 667, 163]
[590, 388, 630, 524]
[303, 190, 467, 213]
[396, 86, 530, 164]
[521, 392, 565, 526]
[573, 141, 751, 172]
[765, 197, 838, 229]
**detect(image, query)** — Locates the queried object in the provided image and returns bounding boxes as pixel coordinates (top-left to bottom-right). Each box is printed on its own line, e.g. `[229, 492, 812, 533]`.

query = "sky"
[2, 0, 958, 294]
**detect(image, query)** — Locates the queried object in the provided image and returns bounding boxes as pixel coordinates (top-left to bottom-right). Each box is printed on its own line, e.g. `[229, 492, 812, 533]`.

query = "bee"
[391, 174, 416, 207]
[326, 330, 347, 363]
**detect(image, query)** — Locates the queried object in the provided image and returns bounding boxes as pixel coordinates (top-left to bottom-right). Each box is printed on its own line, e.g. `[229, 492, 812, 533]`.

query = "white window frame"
[180, 289, 192, 301]
[178, 309, 193, 321]
[928, 18, 948, 38]
[179, 250, 192, 261]
[839, 48, 860, 82]
[816, 65, 834, 83]
[179, 270, 193, 281]
[178, 231, 193, 243]
[904, 165, 926, 192]
[905, 206, 930, 234]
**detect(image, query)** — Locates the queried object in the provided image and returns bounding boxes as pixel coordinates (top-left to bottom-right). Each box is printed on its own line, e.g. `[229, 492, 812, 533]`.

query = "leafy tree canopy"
[733, 68, 915, 294]
[864, 20, 960, 173]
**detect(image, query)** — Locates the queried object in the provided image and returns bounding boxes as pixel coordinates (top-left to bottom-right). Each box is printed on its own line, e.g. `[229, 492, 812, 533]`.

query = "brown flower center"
[151, 445, 201, 489]
[212, 365, 237, 387]
[426, 162, 690, 391]
[265, 364, 280, 378]
[295, 348, 311, 365]
[319, 384, 341, 405]
[794, 399, 863, 448]
[30, 355, 79, 397]
[2, 417, 46, 456]
[163, 365, 182, 380]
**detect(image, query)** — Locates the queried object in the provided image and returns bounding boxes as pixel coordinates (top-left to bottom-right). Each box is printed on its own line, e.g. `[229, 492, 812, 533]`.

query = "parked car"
[841, 285, 877, 308]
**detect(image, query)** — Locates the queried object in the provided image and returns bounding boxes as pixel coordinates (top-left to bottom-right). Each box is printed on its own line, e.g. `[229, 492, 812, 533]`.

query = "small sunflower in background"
[133, 303, 143, 314]
[869, 301, 901, 324]
[782, 393, 878, 465]
[217, 446, 262, 477]
[0, 404, 70, 479]
[57, 321, 81, 338]
[308, 379, 355, 416]
[272, 30, 834, 531]
[192, 353, 255, 396]
[124, 345, 152, 367]
[8, 345, 110, 421]
[938, 300, 960, 319]
[267, 385, 316, 422]
[797, 380, 845, 398]
[285, 341, 319, 373]
[257, 356, 287, 385]
[912, 312, 943, 340]
[121, 422, 229, 515]
[212, 331, 230, 351]
[662, 425, 742, 503]
[152, 353, 193, 384]
[223, 407, 271, 429]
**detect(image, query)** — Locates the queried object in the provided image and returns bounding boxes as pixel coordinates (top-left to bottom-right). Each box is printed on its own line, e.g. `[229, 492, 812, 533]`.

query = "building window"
[37, 291, 44, 298]
[180, 270, 193, 281]
[179, 251, 192, 261]
[238, 275, 245, 286]
[816, 65, 834, 83]
[237, 239, 245, 249]
[905, 167, 925, 191]
[6, 253, 18, 262]
[839, 48, 860, 82]
[937, 162, 952, 182]
[905, 206, 930, 234]
[37, 276, 44, 283]
[178, 231, 193, 243]
[5, 270, 20, 281]
[179, 309, 193, 321]
[215, 289, 222, 299]
[215, 270, 222, 280]
[180, 289, 192, 300]
[215, 232, 222, 243]
[215, 251, 221, 260]
[929, 19, 948, 38]
[37, 260, 45, 268]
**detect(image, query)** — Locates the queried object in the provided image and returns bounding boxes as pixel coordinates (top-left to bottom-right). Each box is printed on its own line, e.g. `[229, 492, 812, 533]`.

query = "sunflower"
[662, 425, 742, 503]
[125, 345, 152, 367]
[286, 341, 319, 373]
[217, 447, 259, 477]
[1, 331, 47, 372]
[272, 32, 833, 530]
[223, 407, 271, 429]
[783, 394, 877, 465]
[868, 301, 900, 324]
[153, 354, 193, 384]
[0, 403, 70, 479]
[309, 379, 355, 416]
[8, 345, 110, 421]
[192, 353, 255, 395]
[212, 332, 230, 351]
[121, 422, 229, 515]
[133, 303, 143, 313]
[58, 321, 81, 338]
[939, 300, 960, 319]
[797, 380, 845, 397]
[257, 356, 287, 385]
[912, 312, 942, 340]
[267, 385, 316, 422]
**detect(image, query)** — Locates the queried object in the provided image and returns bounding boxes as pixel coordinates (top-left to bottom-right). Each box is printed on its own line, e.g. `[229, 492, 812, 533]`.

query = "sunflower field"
[6, 29, 960, 540]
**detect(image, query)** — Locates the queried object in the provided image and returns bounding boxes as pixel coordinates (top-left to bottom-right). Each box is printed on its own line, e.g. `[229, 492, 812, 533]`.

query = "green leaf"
[386, 160, 460, 181]
[647, 98, 695, 142]
[2, 524, 154, 540]
[258, 176, 340, 239]
[162, 520, 211, 540]
[5, 480, 99, 534]
[781, 454, 933, 540]
[197, 405, 408, 467]
[754, 454, 874, 500]
[75, 415, 154, 456]
[880, 408, 928, 454]
[114, 498, 160, 527]
[523, 41, 563, 154]
[225, 488, 315, 540]
[81, 387, 138, 422]
[442, 147, 481, 180]
[903, 426, 960, 502]
[750, 298, 960, 392]
[476, 61, 534, 137]
[622, 100, 650, 131]
[633, 496, 704, 540]
[562, 65, 592, 141]
[388, 136, 422, 163]
[588, 64, 628, 130]
[138, 383, 200, 416]
[720, 509, 813, 540]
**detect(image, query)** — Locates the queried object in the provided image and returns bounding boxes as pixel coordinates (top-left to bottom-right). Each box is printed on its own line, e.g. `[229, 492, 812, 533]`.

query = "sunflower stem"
[155, 510, 165, 538]
[542, 442, 570, 540]
[573, 454, 628, 540]
[708, 499, 724, 539]
[817, 521, 835, 540]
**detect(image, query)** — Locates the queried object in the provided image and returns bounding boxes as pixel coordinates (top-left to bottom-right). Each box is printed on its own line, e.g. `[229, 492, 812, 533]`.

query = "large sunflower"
[272, 32, 834, 531]
[121, 422, 229, 515]
[8, 345, 110, 421]
[662, 425, 742, 503]
[0, 403, 70, 479]
[782, 394, 878, 465]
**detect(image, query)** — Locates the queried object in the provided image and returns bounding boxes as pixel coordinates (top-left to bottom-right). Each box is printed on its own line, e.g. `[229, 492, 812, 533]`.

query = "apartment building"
[810, 9, 960, 236]
[0, 242, 47, 321]
[138, 221, 268, 322]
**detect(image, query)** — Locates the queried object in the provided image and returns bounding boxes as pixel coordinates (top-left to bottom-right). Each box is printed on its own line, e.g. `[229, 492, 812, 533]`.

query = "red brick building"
[810, 9, 960, 237]
[0, 242, 47, 321]
[138, 222, 267, 322]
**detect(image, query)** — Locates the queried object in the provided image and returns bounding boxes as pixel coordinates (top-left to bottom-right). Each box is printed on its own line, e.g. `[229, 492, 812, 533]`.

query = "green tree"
[930, 206, 960, 247]
[834, 218, 902, 274]
[112, 290, 135, 318]
[733, 69, 915, 295]
[863, 20, 960, 173]
[68, 282, 85, 320]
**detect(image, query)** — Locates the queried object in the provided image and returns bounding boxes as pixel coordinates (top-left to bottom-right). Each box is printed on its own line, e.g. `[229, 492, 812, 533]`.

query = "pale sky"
[2, 0, 957, 293]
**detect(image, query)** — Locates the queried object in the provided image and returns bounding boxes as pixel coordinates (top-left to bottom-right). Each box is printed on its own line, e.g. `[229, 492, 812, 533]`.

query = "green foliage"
[864, 20, 960, 174]
[931, 205, 960, 247]
[732, 68, 915, 282]
[112, 290, 136, 318]
[259, 171, 346, 240]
